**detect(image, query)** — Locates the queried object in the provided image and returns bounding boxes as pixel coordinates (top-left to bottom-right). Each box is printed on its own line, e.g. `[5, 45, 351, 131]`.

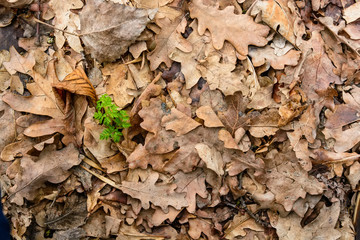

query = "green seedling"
[93, 94, 131, 142]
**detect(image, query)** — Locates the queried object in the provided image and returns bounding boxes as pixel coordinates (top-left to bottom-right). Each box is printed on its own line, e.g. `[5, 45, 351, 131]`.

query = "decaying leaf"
[80, 0, 157, 62]
[8, 144, 80, 205]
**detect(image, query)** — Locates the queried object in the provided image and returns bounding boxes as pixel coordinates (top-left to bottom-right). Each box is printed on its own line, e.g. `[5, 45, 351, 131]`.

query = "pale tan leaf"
[161, 108, 201, 136]
[189, 0, 269, 55]
[196, 105, 224, 128]
[195, 143, 224, 175]
[120, 172, 188, 211]
[3, 46, 35, 75]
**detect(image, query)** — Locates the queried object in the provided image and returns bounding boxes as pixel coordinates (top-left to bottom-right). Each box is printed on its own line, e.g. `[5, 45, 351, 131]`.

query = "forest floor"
[0, 0, 359, 239]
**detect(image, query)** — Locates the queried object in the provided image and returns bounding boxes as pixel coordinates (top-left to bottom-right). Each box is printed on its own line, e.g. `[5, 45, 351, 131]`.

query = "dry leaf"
[251, 0, 297, 45]
[197, 51, 248, 96]
[195, 143, 224, 175]
[218, 91, 250, 135]
[3, 46, 35, 75]
[169, 21, 210, 89]
[261, 151, 325, 211]
[269, 201, 341, 240]
[80, 0, 157, 62]
[161, 108, 201, 136]
[102, 63, 135, 109]
[249, 45, 301, 70]
[189, 0, 270, 55]
[343, 2, 360, 24]
[8, 144, 80, 205]
[52, 66, 97, 104]
[120, 171, 188, 211]
[148, 16, 192, 71]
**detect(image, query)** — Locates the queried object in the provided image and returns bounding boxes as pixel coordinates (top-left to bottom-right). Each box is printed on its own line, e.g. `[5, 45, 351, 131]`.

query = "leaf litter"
[0, 0, 359, 239]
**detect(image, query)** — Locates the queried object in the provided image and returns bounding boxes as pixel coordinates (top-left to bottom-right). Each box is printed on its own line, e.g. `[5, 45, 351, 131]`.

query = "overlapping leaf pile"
[0, 0, 359, 239]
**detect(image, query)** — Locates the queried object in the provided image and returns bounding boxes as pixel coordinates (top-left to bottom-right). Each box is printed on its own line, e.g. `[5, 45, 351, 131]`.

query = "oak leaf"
[260, 151, 325, 211]
[169, 21, 211, 89]
[269, 201, 341, 240]
[8, 144, 80, 205]
[299, 31, 341, 101]
[197, 52, 248, 96]
[147, 16, 192, 71]
[248, 45, 301, 70]
[251, 0, 297, 45]
[120, 172, 188, 211]
[189, 0, 270, 56]
[173, 169, 208, 213]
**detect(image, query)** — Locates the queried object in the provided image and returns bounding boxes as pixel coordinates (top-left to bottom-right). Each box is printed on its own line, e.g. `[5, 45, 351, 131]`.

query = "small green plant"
[93, 94, 131, 142]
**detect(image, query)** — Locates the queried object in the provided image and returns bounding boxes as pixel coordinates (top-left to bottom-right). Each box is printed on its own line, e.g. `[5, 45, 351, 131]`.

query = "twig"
[32, 18, 80, 37]
[35, 0, 41, 45]
[238, 172, 271, 228]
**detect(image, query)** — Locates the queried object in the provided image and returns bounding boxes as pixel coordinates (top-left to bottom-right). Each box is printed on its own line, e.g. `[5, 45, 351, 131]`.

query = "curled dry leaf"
[52, 66, 97, 104]
[120, 172, 188, 211]
[80, 0, 157, 63]
[251, 0, 297, 45]
[189, 0, 270, 55]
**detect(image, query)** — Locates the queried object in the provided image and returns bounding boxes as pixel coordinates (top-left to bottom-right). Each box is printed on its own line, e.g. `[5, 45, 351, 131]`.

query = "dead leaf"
[269, 201, 341, 240]
[8, 144, 80, 205]
[249, 45, 301, 70]
[343, 2, 360, 24]
[218, 91, 250, 135]
[260, 151, 325, 211]
[120, 171, 188, 211]
[169, 21, 210, 89]
[195, 143, 224, 175]
[148, 16, 192, 71]
[3, 46, 35, 75]
[0, 96, 15, 153]
[197, 51, 248, 96]
[80, 0, 157, 62]
[251, 0, 297, 45]
[161, 108, 201, 136]
[189, 0, 270, 55]
[52, 66, 97, 104]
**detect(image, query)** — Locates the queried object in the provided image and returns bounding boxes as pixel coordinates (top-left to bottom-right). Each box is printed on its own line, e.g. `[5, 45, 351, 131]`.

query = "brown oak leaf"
[189, 0, 270, 56]
[120, 171, 188, 211]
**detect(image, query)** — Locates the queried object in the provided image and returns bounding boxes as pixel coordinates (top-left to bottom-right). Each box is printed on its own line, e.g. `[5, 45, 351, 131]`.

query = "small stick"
[32, 18, 80, 37]
[36, 0, 41, 45]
